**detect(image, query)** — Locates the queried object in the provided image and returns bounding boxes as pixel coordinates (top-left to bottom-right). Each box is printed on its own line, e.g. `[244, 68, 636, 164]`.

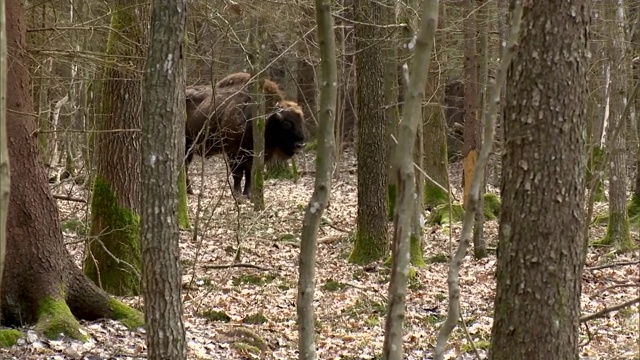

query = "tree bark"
[603, 0, 633, 250]
[423, 3, 450, 210]
[140, 0, 188, 358]
[2, 0, 143, 338]
[297, 1, 337, 357]
[382, 2, 438, 359]
[250, 18, 266, 210]
[462, 0, 479, 208]
[0, 0, 8, 299]
[84, 0, 147, 295]
[489, 0, 590, 358]
[349, 0, 389, 264]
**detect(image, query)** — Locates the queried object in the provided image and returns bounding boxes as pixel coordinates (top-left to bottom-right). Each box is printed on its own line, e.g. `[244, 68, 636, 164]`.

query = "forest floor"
[1, 149, 639, 360]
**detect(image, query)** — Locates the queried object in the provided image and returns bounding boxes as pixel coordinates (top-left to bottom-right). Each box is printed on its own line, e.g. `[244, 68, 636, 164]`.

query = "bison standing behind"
[184, 72, 306, 198]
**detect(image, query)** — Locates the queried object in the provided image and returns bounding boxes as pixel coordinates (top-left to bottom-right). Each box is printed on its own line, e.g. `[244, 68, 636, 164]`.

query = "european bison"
[184, 72, 306, 198]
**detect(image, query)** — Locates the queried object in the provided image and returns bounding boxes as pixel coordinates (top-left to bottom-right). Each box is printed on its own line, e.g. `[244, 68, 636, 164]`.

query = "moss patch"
[35, 297, 88, 341]
[387, 183, 397, 221]
[348, 232, 388, 265]
[428, 193, 500, 225]
[177, 167, 191, 230]
[424, 182, 448, 209]
[108, 298, 144, 330]
[86, 175, 141, 295]
[0, 329, 23, 348]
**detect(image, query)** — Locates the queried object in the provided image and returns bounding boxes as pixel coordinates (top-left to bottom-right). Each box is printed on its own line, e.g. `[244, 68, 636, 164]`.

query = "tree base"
[427, 193, 501, 226]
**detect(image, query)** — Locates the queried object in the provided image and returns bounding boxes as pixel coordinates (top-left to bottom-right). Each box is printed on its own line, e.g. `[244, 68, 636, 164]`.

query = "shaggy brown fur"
[215, 72, 304, 118]
[184, 72, 306, 198]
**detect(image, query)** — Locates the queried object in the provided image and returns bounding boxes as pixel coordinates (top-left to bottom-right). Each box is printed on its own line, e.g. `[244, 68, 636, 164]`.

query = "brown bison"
[184, 72, 306, 198]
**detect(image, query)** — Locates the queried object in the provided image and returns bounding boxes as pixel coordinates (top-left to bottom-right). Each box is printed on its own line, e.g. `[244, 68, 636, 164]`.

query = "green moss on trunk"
[348, 232, 388, 265]
[424, 182, 448, 209]
[85, 176, 141, 295]
[410, 234, 426, 268]
[587, 146, 606, 202]
[108, 298, 144, 329]
[0, 329, 23, 348]
[35, 297, 88, 341]
[177, 167, 191, 230]
[387, 183, 397, 221]
[428, 193, 500, 225]
[598, 210, 635, 252]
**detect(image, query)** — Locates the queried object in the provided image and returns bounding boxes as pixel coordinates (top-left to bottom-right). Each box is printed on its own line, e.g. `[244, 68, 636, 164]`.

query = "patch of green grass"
[461, 339, 490, 353]
[344, 298, 387, 319]
[242, 312, 269, 325]
[435, 293, 447, 302]
[422, 313, 445, 325]
[197, 309, 231, 322]
[278, 233, 297, 243]
[426, 254, 449, 264]
[232, 273, 277, 286]
[321, 279, 347, 292]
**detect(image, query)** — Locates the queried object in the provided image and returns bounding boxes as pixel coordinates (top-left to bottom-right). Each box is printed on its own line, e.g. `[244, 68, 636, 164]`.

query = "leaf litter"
[0, 149, 638, 359]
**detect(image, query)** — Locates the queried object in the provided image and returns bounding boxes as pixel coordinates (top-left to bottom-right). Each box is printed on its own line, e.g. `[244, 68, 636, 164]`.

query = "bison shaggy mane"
[184, 72, 306, 198]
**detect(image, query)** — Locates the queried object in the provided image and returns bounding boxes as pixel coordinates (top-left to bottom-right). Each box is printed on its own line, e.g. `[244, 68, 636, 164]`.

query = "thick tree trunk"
[297, 1, 337, 357]
[140, 0, 188, 357]
[0, 0, 8, 298]
[2, 0, 142, 338]
[349, 0, 389, 265]
[489, 0, 589, 358]
[84, 0, 147, 295]
[604, 0, 633, 250]
[423, 3, 450, 210]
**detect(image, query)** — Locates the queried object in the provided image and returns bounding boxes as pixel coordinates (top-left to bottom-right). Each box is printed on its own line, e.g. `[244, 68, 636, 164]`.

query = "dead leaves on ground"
[0, 150, 638, 360]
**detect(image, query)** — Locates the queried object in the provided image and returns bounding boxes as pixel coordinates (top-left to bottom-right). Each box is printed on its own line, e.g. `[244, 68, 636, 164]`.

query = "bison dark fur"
[184, 72, 306, 198]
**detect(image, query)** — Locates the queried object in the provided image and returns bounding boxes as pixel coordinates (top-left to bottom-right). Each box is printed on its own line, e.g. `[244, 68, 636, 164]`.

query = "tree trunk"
[385, 1, 399, 221]
[84, 0, 147, 296]
[473, 0, 489, 259]
[632, 4, 640, 210]
[489, 0, 589, 358]
[382, 1, 438, 358]
[297, 1, 337, 357]
[462, 0, 479, 208]
[0, 0, 8, 298]
[349, 0, 389, 265]
[140, 0, 188, 358]
[2, 0, 142, 339]
[250, 18, 266, 210]
[603, 0, 633, 250]
[423, 2, 450, 210]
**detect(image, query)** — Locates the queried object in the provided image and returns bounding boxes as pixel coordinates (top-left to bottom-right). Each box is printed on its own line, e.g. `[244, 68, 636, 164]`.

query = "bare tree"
[140, 0, 188, 358]
[0, 0, 8, 297]
[84, 0, 148, 295]
[250, 17, 266, 210]
[349, 0, 389, 264]
[297, 1, 337, 357]
[2, 0, 143, 339]
[423, 2, 450, 210]
[603, 0, 633, 251]
[382, 2, 439, 358]
[489, 0, 590, 358]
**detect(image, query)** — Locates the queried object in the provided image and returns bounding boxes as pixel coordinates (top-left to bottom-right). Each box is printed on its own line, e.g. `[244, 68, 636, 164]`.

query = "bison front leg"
[229, 157, 245, 198]
[242, 157, 252, 199]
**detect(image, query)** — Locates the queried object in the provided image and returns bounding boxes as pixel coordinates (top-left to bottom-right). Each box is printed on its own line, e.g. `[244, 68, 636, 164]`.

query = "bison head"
[265, 100, 306, 160]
